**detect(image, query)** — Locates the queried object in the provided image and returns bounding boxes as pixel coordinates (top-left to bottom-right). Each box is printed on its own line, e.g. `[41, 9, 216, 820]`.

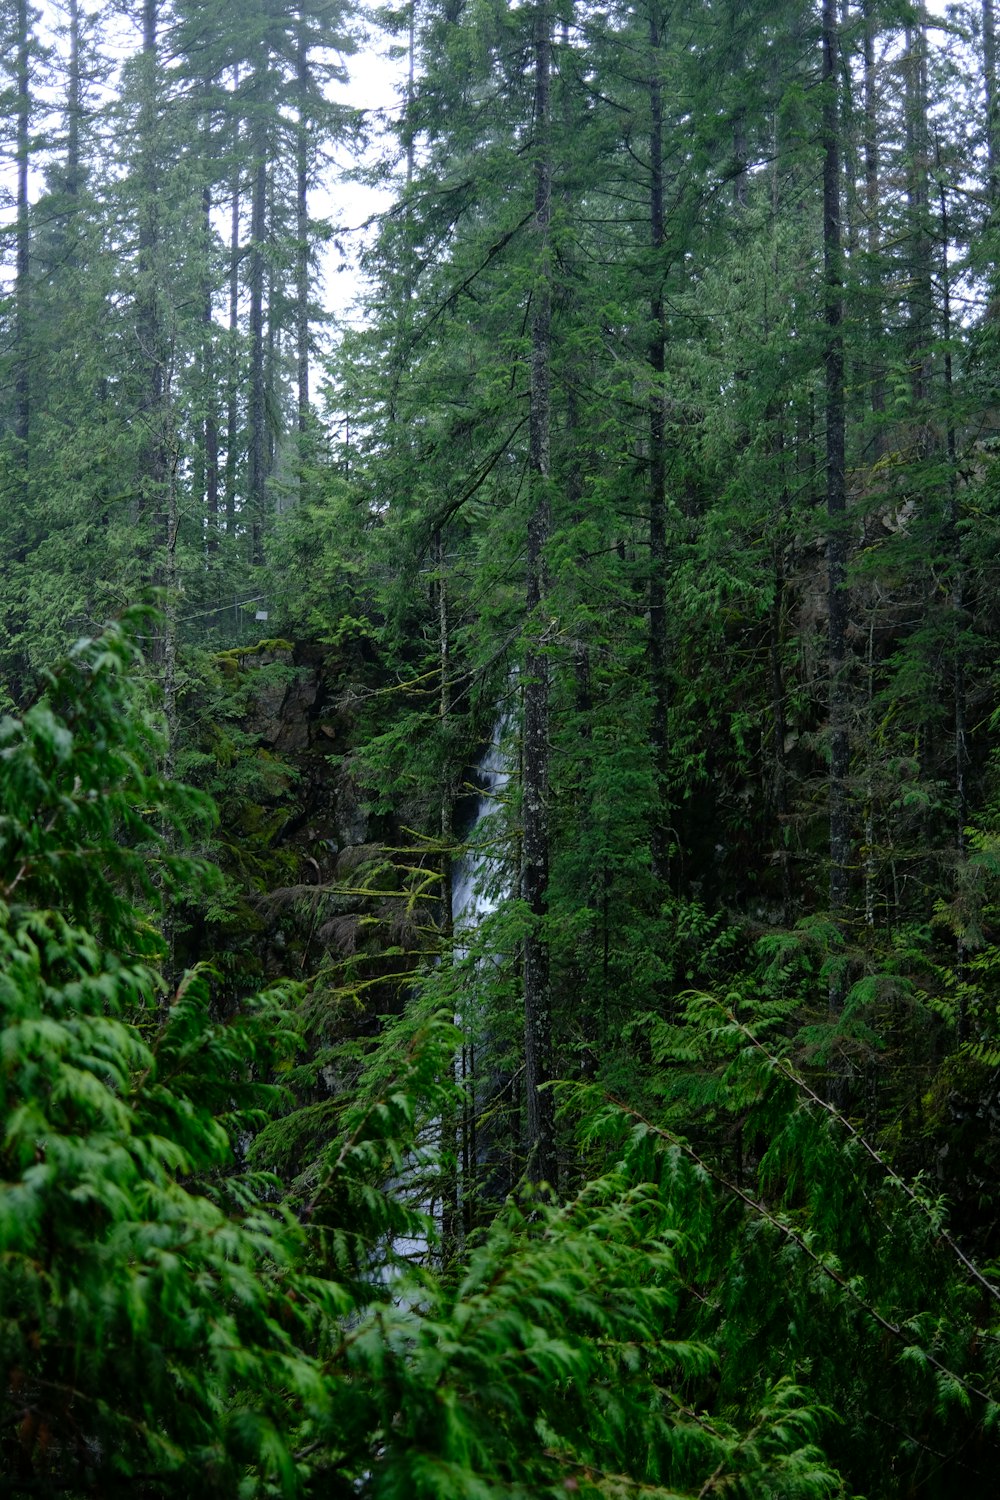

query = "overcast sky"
[321, 10, 407, 333]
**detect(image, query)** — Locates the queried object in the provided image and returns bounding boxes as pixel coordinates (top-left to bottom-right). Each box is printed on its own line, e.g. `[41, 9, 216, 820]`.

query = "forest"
[3, 0, 1000, 1494]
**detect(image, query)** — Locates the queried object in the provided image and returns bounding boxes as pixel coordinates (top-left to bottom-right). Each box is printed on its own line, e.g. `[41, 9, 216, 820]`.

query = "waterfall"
[451, 708, 517, 1209]
[384, 709, 516, 1277]
[452, 716, 512, 943]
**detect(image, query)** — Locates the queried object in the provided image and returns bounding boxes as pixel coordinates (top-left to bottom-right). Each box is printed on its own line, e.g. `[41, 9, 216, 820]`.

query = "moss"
[215, 637, 295, 669]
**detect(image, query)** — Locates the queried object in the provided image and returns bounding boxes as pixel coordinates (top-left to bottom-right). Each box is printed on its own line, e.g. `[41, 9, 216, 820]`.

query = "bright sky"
[5, 0, 404, 336]
[320, 9, 407, 333]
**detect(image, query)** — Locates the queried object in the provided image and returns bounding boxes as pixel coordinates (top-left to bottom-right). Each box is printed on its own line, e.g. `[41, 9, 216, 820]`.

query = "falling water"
[451, 716, 512, 944]
[386, 709, 516, 1275]
[451, 708, 517, 1210]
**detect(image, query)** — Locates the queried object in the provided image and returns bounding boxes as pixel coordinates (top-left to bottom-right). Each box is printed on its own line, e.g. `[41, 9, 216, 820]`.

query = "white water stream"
[452, 715, 512, 946]
[450, 708, 519, 1213]
[385, 711, 515, 1271]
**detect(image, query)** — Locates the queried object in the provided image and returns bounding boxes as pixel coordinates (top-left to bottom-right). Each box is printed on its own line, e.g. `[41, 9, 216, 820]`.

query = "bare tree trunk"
[904, 10, 932, 411]
[160, 412, 180, 994]
[648, 0, 670, 890]
[66, 0, 81, 198]
[198, 106, 220, 553]
[937, 155, 969, 1039]
[14, 0, 30, 457]
[522, 0, 556, 1191]
[863, 0, 886, 447]
[137, 0, 165, 528]
[225, 88, 240, 537]
[770, 538, 793, 924]
[863, 608, 879, 931]
[406, 0, 416, 186]
[296, 14, 310, 439]
[435, 528, 462, 1252]
[248, 103, 268, 566]
[823, 0, 850, 1004]
[985, 0, 998, 204]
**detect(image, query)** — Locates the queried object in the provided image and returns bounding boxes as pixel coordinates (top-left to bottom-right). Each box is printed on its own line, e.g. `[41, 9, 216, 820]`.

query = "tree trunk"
[190, 101, 218, 551]
[648, 0, 669, 889]
[248, 103, 268, 566]
[296, 13, 310, 440]
[225, 88, 240, 537]
[160, 418, 180, 994]
[770, 540, 793, 925]
[863, 0, 886, 447]
[904, 10, 932, 411]
[14, 0, 30, 457]
[938, 155, 969, 1038]
[522, 0, 556, 1191]
[985, 0, 998, 205]
[137, 0, 166, 532]
[66, 0, 81, 199]
[435, 527, 461, 1252]
[823, 0, 850, 996]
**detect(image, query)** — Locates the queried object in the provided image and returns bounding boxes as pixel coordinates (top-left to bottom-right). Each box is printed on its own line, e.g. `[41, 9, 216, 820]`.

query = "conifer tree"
[824, 0, 849, 983]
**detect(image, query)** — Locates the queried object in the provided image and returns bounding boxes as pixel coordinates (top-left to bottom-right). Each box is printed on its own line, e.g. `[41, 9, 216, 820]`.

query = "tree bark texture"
[66, 0, 81, 197]
[225, 92, 240, 536]
[248, 102, 268, 566]
[522, 0, 556, 1190]
[648, 0, 670, 890]
[823, 0, 850, 970]
[195, 104, 219, 551]
[14, 0, 30, 454]
[986, 0, 999, 204]
[137, 0, 166, 523]
[296, 16, 310, 437]
[862, 0, 885, 445]
[904, 12, 932, 410]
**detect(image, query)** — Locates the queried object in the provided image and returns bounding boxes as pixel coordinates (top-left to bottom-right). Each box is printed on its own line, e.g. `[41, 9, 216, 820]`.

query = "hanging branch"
[596, 1093, 998, 1410]
[717, 1003, 1000, 1311]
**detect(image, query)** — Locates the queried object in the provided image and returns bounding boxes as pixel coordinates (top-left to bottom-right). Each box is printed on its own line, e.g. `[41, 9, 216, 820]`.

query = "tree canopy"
[5, 0, 1000, 1494]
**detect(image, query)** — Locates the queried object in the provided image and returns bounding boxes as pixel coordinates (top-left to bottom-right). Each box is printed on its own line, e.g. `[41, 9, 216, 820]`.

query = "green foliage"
[9, 0, 1000, 1493]
[0, 618, 329, 1494]
[0, 618, 859, 1499]
[0, 609, 215, 948]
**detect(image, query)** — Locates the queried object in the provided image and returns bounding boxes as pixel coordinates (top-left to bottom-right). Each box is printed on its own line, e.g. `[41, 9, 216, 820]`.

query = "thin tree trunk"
[770, 540, 793, 924]
[248, 103, 268, 566]
[266, 253, 277, 478]
[296, 14, 310, 439]
[435, 527, 461, 1252]
[938, 154, 968, 1038]
[202, 129, 220, 552]
[904, 11, 932, 411]
[437, 528, 454, 938]
[863, 0, 886, 447]
[648, 0, 669, 888]
[522, 0, 556, 1191]
[14, 0, 30, 457]
[137, 0, 165, 529]
[823, 0, 850, 1000]
[160, 415, 180, 994]
[985, 0, 998, 204]
[864, 612, 877, 929]
[191, 103, 208, 533]
[406, 0, 416, 186]
[66, 0, 81, 198]
[225, 90, 240, 536]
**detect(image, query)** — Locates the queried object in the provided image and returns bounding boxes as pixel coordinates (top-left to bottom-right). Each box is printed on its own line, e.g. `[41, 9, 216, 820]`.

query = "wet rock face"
[332, 766, 368, 848]
[194, 637, 433, 1021]
[244, 646, 319, 754]
[239, 642, 370, 870]
[264, 674, 318, 753]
